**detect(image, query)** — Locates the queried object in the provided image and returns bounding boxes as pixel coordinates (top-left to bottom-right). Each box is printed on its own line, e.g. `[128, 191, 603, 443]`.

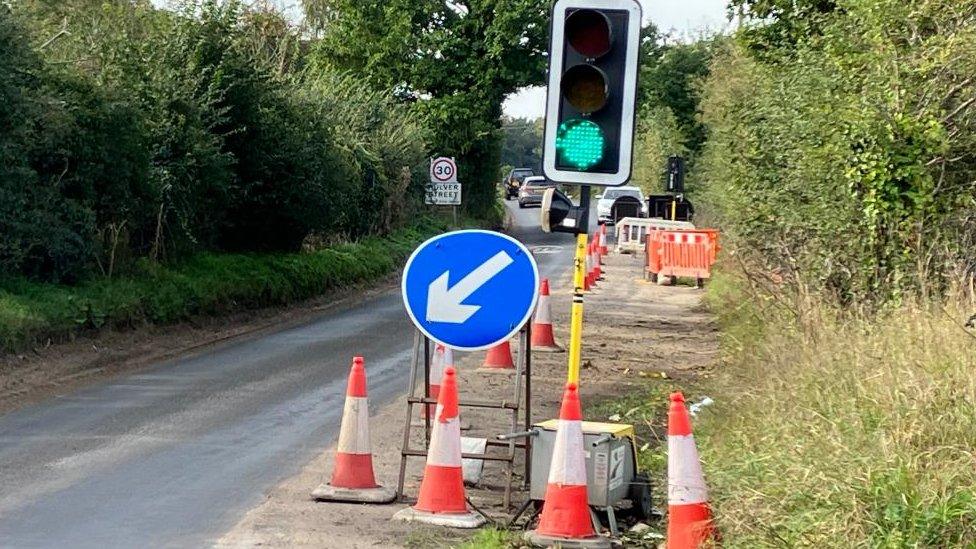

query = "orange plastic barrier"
[645, 229, 665, 274]
[645, 229, 720, 282]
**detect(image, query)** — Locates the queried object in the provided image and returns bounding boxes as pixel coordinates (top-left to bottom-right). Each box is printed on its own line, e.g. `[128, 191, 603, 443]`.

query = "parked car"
[504, 168, 535, 199]
[596, 186, 647, 224]
[518, 176, 559, 208]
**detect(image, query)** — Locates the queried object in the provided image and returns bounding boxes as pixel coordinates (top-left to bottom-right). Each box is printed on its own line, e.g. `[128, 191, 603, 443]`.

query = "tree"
[303, 0, 549, 216]
[499, 116, 542, 172]
[630, 107, 686, 195]
[697, 0, 976, 303]
[729, 0, 838, 56]
[639, 38, 714, 154]
[1, 0, 430, 281]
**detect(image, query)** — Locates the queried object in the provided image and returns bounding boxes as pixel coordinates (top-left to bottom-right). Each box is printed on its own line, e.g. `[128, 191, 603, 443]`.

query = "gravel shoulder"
[216, 247, 719, 548]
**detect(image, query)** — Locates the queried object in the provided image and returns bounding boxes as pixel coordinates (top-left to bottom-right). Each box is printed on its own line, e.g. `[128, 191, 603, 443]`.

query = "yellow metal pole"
[671, 198, 677, 221]
[566, 231, 587, 384]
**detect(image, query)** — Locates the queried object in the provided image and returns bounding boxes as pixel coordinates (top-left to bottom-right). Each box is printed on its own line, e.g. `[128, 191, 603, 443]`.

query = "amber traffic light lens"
[566, 9, 611, 58]
[561, 64, 608, 113]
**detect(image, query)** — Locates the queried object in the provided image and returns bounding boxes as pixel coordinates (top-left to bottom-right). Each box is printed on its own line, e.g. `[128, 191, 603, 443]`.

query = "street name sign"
[402, 230, 540, 350]
[424, 182, 462, 205]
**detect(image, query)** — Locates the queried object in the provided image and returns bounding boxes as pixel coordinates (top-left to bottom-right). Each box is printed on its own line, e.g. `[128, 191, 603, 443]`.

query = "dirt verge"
[216, 248, 719, 547]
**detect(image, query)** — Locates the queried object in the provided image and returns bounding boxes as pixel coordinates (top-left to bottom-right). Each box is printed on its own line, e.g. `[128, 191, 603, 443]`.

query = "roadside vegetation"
[624, 0, 976, 545]
[0, 219, 443, 353]
[1, 0, 545, 351]
[2, 1, 429, 283]
[499, 116, 544, 181]
[699, 272, 976, 546]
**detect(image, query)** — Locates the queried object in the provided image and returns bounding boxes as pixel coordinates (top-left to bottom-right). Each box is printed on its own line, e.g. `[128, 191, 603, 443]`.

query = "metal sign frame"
[542, 0, 642, 186]
[396, 328, 533, 509]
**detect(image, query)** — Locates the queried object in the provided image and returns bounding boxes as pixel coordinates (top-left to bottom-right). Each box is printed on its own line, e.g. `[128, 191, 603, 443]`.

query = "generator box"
[529, 420, 637, 507]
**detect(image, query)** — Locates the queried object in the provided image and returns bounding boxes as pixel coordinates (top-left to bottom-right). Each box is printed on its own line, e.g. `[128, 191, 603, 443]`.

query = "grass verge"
[0, 218, 446, 353]
[696, 270, 976, 546]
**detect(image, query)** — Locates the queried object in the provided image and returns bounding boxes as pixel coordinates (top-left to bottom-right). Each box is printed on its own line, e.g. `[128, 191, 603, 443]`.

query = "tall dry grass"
[698, 273, 976, 547]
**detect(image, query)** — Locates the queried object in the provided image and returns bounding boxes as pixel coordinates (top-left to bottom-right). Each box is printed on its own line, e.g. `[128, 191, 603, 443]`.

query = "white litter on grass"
[689, 397, 714, 416]
[461, 437, 487, 485]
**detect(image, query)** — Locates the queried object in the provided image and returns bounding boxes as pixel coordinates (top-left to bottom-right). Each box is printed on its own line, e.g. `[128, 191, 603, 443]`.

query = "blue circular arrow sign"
[402, 230, 540, 351]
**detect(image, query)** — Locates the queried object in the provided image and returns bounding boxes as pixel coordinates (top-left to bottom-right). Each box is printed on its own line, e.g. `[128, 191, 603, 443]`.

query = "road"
[0, 202, 581, 548]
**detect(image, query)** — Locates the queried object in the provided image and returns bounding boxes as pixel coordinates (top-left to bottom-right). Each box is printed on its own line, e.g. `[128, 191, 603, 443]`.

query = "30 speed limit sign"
[430, 157, 458, 184]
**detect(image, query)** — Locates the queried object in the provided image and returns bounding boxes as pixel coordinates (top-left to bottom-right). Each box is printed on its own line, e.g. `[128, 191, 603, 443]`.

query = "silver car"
[518, 176, 559, 208]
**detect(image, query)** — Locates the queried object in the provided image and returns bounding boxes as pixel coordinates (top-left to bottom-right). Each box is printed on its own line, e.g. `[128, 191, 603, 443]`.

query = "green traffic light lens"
[556, 119, 605, 170]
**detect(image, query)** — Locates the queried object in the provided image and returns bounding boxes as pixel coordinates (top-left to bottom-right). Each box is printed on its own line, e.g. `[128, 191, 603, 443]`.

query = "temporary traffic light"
[666, 155, 685, 192]
[543, 0, 642, 186]
[540, 187, 586, 234]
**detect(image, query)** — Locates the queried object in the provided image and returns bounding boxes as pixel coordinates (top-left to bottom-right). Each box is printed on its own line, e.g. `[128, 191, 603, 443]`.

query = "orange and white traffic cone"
[583, 243, 593, 291]
[525, 383, 609, 548]
[588, 241, 599, 287]
[594, 238, 604, 280]
[312, 357, 396, 503]
[481, 340, 515, 369]
[421, 344, 451, 419]
[599, 223, 608, 254]
[530, 279, 563, 352]
[393, 367, 486, 528]
[667, 392, 715, 548]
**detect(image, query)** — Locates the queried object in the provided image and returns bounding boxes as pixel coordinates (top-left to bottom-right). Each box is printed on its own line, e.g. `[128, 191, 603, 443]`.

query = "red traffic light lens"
[566, 9, 611, 58]
[561, 64, 608, 113]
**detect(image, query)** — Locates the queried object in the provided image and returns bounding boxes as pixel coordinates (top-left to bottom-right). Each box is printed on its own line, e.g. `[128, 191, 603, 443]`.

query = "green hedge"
[1, 3, 430, 283]
[0, 220, 444, 353]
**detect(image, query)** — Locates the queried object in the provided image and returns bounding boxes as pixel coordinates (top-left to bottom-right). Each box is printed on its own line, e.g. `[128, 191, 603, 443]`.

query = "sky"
[503, 0, 730, 119]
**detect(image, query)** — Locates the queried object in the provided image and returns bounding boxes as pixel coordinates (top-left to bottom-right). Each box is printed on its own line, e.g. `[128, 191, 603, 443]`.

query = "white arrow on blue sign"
[402, 230, 540, 351]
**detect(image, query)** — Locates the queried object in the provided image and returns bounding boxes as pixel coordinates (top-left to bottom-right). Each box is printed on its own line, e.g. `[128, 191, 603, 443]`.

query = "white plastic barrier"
[614, 217, 695, 254]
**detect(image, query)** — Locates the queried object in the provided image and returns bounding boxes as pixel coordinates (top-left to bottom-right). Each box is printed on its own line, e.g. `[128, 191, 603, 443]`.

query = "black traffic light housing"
[542, 0, 642, 187]
[540, 187, 588, 234]
[666, 155, 685, 192]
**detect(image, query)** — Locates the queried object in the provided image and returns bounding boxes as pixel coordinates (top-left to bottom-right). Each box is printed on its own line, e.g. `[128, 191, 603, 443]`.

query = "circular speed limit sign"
[430, 157, 458, 183]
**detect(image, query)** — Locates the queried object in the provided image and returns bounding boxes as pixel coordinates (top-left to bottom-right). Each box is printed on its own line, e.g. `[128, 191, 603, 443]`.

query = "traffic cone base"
[311, 482, 396, 504]
[393, 506, 486, 528]
[312, 357, 395, 504]
[524, 530, 611, 549]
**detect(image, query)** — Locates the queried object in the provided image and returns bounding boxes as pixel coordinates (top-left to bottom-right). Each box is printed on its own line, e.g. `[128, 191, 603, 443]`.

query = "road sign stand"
[425, 157, 461, 221]
[396, 325, 533, 510]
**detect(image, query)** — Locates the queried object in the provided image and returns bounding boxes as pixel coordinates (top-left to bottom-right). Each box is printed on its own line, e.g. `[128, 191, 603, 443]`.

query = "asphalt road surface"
[0, 201, 585, 548]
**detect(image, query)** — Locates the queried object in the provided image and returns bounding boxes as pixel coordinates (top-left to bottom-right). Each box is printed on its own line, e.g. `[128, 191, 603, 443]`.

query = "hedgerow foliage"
[697, 0, 976, 304]
[0, 1, 428, 283]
